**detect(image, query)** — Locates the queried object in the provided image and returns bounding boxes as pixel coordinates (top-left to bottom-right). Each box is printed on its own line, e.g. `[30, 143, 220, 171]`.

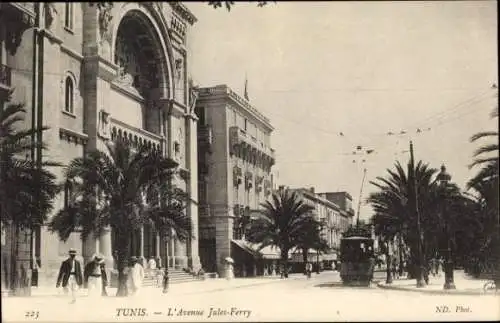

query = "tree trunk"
[385, 248, 393, 284]
[11, 225, 32, 296]
[115, 231, 130, 297]
[302, 248, 308, 274]
[281, 248, 289, 278]
[398, 233, 404, 276]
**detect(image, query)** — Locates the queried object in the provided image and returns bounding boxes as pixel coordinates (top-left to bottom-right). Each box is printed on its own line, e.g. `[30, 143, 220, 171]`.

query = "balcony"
[264, 179, 272, 196]
[229, 126, 276, 171]
[199, 162, 209, 176]
[244, 171, 253, 190]
[197, 124, 213, 152]
[199, 204, 211, 218]
[110, 118, 164, 154]
[233, 166, 243, 187]
[0, 64, 12, 96]
[0, 3, 36, 55]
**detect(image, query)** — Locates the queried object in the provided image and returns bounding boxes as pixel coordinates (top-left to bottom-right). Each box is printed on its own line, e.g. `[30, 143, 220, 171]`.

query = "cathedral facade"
[1, 2, 200, 287]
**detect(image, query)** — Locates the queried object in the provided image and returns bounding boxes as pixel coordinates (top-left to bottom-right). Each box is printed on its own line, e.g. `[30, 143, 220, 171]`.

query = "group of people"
[55, 249, 150, 303]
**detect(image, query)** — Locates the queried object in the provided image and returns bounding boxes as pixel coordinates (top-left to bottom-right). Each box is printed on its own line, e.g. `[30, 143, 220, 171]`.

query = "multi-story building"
[1, 2, 37, 295]
[289, 188, 345, 264]
[2, 2, 202, 288]
[318, 191, 355, 236]
[195, 84, 276, 277]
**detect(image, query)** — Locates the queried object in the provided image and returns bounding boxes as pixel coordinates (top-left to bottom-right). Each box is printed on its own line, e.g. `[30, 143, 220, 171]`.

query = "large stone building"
[2, 2, 202, 288]
[1, 2, 37, 294]
[195, 85, 277, 277]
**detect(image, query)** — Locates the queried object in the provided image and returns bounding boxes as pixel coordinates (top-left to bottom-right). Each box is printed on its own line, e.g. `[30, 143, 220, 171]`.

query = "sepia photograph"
[0, 1, 499, 322]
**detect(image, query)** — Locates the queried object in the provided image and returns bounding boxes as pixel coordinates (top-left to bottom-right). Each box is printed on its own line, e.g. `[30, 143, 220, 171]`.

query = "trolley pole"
[410, 141, 426, 288]
[356, 168, 367, 229]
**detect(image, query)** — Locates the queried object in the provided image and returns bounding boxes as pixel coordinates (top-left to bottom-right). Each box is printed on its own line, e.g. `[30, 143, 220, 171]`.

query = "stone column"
[139, 226, 144, 264]
[214, 205, 234, 278]
[83, 235, 99, 264]
[174, 238, 187, 269]
[99, 227, 113, 270]
[159, 234, 167, 269]
[185, 113, 201, 269]
[155, 232, 161, 268]
[170, 236, 176, 268]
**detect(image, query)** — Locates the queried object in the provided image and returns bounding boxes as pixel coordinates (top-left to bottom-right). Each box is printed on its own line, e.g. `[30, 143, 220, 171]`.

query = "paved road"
[3, 271, 499, 322]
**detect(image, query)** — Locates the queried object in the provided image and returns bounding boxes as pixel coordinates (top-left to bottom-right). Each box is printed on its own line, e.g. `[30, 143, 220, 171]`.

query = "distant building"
[287, 188, 355, 267]
[195, 84, 277, 277]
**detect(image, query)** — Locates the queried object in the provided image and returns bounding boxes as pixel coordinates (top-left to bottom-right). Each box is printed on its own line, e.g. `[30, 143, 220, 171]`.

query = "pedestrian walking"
[126, 256, 144, 296]
[305, 262, 312, 278]
[56, 249, 83, 304]
[84, 254, 105, 298]
[148, 257, 157, 270]
[162, 267, 169, 294]
[100, 261, 108, 296]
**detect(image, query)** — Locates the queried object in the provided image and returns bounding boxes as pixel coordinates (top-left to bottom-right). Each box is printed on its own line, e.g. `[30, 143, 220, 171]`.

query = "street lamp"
[436, 164, 456, 290]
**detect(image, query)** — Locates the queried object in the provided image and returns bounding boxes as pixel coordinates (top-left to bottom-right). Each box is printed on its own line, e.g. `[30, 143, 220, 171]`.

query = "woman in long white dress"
[126, 257, 144, 296]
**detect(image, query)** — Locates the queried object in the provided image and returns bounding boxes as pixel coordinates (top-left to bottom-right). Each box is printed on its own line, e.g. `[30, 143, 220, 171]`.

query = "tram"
[339, 236, 375, 286]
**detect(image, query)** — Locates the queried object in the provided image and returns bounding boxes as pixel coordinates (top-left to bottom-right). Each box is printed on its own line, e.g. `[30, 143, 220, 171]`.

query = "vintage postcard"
[1, 1, 499, 322]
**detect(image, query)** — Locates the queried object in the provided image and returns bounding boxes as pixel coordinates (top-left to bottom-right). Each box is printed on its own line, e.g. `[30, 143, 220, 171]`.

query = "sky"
[184, 1, 498, 221]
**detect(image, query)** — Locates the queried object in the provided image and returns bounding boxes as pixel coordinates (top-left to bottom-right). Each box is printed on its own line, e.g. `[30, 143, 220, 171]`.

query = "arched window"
[64, 3, 74, 30]
[64, 77, 74, 114]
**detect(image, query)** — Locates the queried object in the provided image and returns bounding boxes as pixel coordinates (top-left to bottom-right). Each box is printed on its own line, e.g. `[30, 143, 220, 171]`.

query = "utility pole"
[410, 141, 426, 288]
[356, 168, 367, 229]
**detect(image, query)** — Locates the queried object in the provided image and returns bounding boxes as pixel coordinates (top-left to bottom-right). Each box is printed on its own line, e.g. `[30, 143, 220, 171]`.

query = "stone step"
[108, 269, 200, 288]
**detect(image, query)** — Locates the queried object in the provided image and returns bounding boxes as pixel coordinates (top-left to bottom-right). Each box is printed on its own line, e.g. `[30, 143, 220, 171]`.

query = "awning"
[291, 253, 321, 262]
[255, 245, 281, 260]
[232, 240, 288, 260]
[289, 248, 331, 262]
[231, 240, 260, 258]
[322, 253, 337, 261]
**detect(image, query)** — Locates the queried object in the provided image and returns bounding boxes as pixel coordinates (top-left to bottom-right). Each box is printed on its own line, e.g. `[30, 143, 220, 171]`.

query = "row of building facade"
[0, 2, 354, 292]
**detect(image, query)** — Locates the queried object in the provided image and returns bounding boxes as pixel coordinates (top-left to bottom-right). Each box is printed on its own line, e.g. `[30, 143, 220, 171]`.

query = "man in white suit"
[84, 254, 105, 298]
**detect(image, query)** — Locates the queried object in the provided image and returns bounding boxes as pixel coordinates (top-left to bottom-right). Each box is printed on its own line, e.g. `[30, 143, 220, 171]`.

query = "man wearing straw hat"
[56, 248, 83, 304]
[84, 254, 106, 298]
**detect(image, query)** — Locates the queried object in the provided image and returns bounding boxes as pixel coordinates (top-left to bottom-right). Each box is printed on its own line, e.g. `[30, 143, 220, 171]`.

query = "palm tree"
[48, 139, 192, 296]
[467, 105, 499, 275]
[0, 103, 60, 295]
[246, 189, 315, 278]
[369, 213, 400, 284]
[468, 106, 498, 169]
[295, 218, 329, 274]
[368, 160, 439, 284]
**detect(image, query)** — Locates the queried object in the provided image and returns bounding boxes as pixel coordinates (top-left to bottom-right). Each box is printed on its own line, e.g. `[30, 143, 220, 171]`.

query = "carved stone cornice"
[84, 55, 119, 82]
[160, 98, 186, 117]
[170, 14, 187, 42]
[168, 2, 197, 25]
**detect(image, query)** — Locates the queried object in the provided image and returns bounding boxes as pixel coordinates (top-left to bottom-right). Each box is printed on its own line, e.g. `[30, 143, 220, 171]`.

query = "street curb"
[376, 281, 489, 296]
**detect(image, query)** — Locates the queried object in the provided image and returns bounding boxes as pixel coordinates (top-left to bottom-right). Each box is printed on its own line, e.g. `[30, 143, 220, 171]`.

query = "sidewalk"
[377, 270, 495, 295]
[27, 273, 305, 298]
